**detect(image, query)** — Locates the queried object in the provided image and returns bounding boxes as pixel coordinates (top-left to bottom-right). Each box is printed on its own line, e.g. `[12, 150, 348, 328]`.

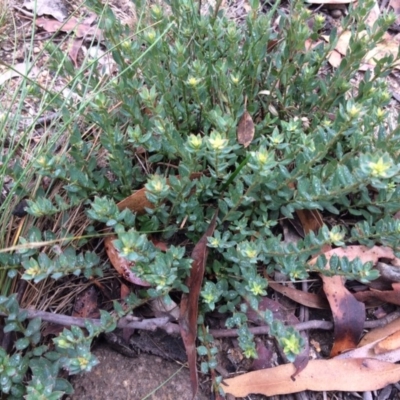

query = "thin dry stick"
[1, 309, 399, 337]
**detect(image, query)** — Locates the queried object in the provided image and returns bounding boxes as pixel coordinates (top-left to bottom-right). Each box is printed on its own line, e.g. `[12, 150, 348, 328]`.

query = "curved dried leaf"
[354, 287, 400, 306]
[104, 236, 151, 287]
[359, 318, 400, 347]
[305, 0, 355, 4]
[335, 337, 400, 363]
[117, 187, 154, 215]
[322, 275, 365, 356]
[374, 330, 400, 354]
[268, 280, 329, 309]
[117, 172, 203, 214]
[223, 358, 400, 397]
[309, 245, 400, 267]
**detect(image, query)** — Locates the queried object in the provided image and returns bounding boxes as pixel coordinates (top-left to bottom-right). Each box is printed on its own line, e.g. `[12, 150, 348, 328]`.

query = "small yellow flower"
[369, 157, 391, 178]
[25, 265, 41, 277]
[209, 237, 220, 247]
[256, 150, 269, 165]
[245, 248, 258, 258]
[231, 75, 240, 84]
[348, 105, 361, 118]
[203, 292, 214, 304]
[243, 347, 256, 359]
[153, 179, 164, 192]
[249, 282, 264, 296]
[322, 119, 332, 127]
[381, 91, 391, 102]
[146, 29, 157, 42]
[315, 14, 325, 24]
[329, 231, 344, 243]
[121, 40, 131, 50]
[281, 333, 301, 355]
[77, 357, 89, 369]
[37, 156, 47, 166]
[187, 76, 201, 87]
[376, 108, 385, 119]
[56, 339, 72, 349]
[188, 134, 202, 149]
[208, 133, 227, 151]
[122, 246, 131, 255]
[151, 4, 162, 18]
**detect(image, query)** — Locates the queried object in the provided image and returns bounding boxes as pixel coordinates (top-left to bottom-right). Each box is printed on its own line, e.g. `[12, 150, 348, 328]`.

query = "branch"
[2, 308, 398, 338]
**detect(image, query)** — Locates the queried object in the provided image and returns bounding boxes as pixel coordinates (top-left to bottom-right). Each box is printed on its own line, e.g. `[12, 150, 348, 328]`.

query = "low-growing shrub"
[1, 0, 400, 397]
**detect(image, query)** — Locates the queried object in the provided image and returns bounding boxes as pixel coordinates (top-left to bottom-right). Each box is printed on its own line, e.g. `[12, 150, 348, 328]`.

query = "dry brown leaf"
[295, 209, 324, 236]
[374, 330, 400, 354]
[322, 31, 351, 58]
[120, 283, 131, 299]
[23, 0, 68, 21]
[309, 245, 400, 267]
[179, 210, 218, 400]
[323, 30, 400, 70]
[390, 0, 400, 23]
[305, 0, 354, 3]
[35, 16, 103, 40]
[359, 318, 400, 347]
[73, 285, 100, 319]
[104, 236, 151, 287]
[334, 338, 400, 363]
[327, 50, 342, 68]
[354, 286, 400, 306]
[322, 275, 365, 356]
[222, 358, 400, 397]
[237, 110, 254, 148]
[364, 37, 400, 69]
[364, 0, 380, 27]
[251, 340, 274, 370]
[268, 280, 329, 309]
[295, 206, 364, 356]
[117, 187, 154, 215]
[0, 63, 39, 86]
[117, 172, 203, 214]
[69, 38, 84, 68]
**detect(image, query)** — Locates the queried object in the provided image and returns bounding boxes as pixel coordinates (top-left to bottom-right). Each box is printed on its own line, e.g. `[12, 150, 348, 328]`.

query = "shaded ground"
[68, 344, 208, 400]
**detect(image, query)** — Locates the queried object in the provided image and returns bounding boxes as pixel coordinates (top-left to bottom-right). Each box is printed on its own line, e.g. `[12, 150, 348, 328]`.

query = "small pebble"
[330, 9, 343, 19]
[33, 46, 40, 53]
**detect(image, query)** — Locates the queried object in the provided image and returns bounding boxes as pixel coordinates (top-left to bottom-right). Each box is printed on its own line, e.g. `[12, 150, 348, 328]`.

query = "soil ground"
[68, 344, 208, 400]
